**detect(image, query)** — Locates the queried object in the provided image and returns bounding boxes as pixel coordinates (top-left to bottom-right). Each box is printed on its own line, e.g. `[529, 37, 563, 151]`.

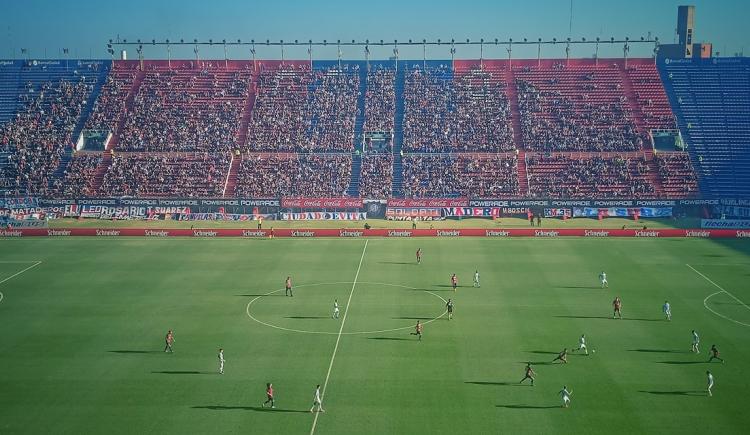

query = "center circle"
[246, 282, 448, 335]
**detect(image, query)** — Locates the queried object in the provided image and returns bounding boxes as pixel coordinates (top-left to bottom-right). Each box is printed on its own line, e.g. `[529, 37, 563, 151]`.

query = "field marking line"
[687, 264, 750, 312]
[0, 261, 42, 286]
[688, 263, 750, 328]
[310, 240, 368, 435]
[0, 260, 45, 263]
[0, 261, 43, 305]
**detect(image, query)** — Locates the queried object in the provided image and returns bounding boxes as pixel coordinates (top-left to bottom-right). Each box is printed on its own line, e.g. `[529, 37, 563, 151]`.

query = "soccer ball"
[592, 349, 596, 353]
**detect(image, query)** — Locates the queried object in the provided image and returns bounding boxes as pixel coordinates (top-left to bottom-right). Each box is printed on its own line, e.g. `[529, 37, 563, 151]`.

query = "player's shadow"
[285, 316, 329, 319]
[192, 405, 308, 413]
[378, 261, 416, 266]
[527, 350, 559, 355]
[556, 286, 598, 290]
[520, 361, 553, 366]
[496, 404, 559, 409]
[658, 361, 706, 365]
[628, 349, 687, 354]
[367, 337, 411, 341]
[638, 390, 705, 396]
[235, 294, 285, 297]
[465, 381, 523, 387]
[392, 316, 434, 320]
[554, 315, 662, 322]
[152, 371, 207, 375]
[432, 285, 459, 291]
[108, 350, 161, 354]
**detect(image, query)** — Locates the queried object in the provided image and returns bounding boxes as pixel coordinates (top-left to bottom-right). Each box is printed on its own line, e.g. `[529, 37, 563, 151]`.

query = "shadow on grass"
[152, 371, 207, 375]
[658, 361, 706, 365]
[520, 361, 553, 366]
[367, 337, 410, 341]
[392, 316, 432, 320]
[465, 381, 521, 387]
[638, 390, 705, 396]
[192, 405, 308, 413]
[285, 316, 329, 319]
[556, 286, 598, 290]
[554, 315, 662, 322]
[378, 261, 416, 266]
[628, 349, 688, 354]
[496, 404, 559, 409]
[235, 294, 285, 297]
[108, 350, 161, 354]
[527, 350, 559, 355]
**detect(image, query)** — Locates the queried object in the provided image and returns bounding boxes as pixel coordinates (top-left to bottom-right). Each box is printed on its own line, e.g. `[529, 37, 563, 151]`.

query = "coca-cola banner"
[281, 198, 363, 209]
[388, 198, 468, 208]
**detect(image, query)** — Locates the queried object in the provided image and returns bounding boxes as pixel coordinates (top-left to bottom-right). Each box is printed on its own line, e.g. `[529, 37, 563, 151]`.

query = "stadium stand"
[98, 152, 230, 197]
[359, 153, 393, 199]
[52, 153, 102, 197]
[402, 154, 519, 198]
[234, 153, 352, 198]
[660, 58, 750, 197]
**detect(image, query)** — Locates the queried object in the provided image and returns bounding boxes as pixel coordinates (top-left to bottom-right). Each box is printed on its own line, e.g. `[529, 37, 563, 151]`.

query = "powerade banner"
[39, 198, 280, 207]
[281, 198, 363, 209]
[544, 208, 572, 218]
[573, 207, 673, 218]
[281, 212, 367, 220]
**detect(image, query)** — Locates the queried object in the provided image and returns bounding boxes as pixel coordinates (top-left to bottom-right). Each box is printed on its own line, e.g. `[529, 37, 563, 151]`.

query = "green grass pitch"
[1, 237, 749, 434]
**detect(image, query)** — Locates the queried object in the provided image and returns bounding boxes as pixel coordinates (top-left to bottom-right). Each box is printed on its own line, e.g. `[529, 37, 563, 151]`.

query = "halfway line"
[310, 240, 368, 435]
[687, 263, 750, 312]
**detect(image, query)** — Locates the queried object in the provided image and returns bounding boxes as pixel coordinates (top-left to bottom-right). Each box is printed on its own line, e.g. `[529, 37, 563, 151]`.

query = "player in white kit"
[572, 334, 588, 355]
[706, 371, 714, 397]
[218, 348, 225, 374]
[473, 270, 480, 288]
[691, 330, 700, 353]
[310, 384, 325, 413]
[333, 299, 340, 319]
[663, 301, 672, 321]
[599, 271, 608, 288]
[560, 386, 572, 408]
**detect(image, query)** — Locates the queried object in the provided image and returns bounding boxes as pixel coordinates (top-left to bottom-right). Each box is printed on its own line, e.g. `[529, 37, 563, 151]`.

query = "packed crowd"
[515, 76, 644, 152]
[84, 72, 136, 132]
[52, 154, 102, 197]
[118, 69, 250, 152]
[0, 78, 93, 195]
[526, 155, 655, 198]
[235, 153, 351, 197]
[363, 67, 395, 134]
[98, 153, 230, 197]
[247, 65, 359, 152]
[403, 67, 515, 152]
[655, 153, 699, 197]
[359, 154, 393, 199]
[402, 154, 519, 198]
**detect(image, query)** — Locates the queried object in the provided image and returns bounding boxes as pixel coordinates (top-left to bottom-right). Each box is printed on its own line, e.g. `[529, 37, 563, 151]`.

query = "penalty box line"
[0, 261, 43, 304]
[687, 263, 750, 312]
[310, 240, 368, 435]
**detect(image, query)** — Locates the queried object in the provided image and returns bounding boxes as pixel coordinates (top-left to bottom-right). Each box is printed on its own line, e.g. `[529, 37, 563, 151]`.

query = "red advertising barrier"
[2, 228, 749, 238]
[281, 198, 363, 208]
[387, 198, 469, 208]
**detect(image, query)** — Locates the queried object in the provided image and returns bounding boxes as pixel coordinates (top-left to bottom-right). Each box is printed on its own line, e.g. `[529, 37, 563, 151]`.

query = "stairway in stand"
[517, 151, 529, 196]
[505, 66, 527, 195]
[391, 64, 406, 197]
[236, 77, 257, 148]
[106, 70, 145, 150]
[347, 154, 361, 197]
[223, 153, 241, 198]
[89, 152, 113, 193]
[618, 66, 646, 131]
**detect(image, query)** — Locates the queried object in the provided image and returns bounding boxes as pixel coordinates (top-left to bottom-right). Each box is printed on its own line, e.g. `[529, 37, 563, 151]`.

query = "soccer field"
[1, 237, 749, 434]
